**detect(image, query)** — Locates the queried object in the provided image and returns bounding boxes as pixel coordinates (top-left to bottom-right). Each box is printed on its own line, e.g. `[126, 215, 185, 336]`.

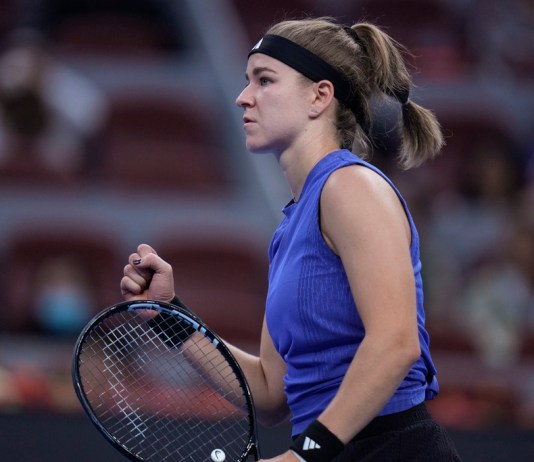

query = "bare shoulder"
[321, 163, 399, 208]
[320, 164, 411, 251]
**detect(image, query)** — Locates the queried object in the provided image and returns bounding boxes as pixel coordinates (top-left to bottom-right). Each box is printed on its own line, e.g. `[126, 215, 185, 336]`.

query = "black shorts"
[333, 403, 462, 462]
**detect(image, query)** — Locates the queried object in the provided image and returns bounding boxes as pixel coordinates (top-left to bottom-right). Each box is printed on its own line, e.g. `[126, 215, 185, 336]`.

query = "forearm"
[226, 342, 290, 426]
[318, 333, 420, 443]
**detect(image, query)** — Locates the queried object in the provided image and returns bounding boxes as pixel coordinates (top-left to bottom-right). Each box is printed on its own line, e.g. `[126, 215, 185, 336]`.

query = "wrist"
[290, 420, 344, 462]
[290, 450, 307, 462]
[168, 295, 198, 320]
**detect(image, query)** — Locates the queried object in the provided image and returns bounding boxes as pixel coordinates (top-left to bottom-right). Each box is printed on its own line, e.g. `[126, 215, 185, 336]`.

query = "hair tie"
[389, 86, 410, 106]
[343, 26, 361, 44]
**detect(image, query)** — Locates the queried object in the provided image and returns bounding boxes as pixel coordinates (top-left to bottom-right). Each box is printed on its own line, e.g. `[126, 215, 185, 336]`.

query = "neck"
[276, 138, 340, 202]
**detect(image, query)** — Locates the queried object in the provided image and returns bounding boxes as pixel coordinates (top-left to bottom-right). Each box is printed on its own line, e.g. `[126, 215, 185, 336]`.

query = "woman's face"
[236, 53, 313, 155]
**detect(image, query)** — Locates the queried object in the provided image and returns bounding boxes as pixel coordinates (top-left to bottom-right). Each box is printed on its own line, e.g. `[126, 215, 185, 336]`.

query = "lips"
[242, 116, 256, 130]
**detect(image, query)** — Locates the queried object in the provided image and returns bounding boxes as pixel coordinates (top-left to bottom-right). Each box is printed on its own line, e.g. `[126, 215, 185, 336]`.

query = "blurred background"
[0, 0, 532, 460]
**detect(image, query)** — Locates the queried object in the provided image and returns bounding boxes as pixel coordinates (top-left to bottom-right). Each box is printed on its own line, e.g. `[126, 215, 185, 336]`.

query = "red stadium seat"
[347, 0, 474, 81]
[102, 92, 231, 194]
[231, 0, 321, 42]
[0, 1, 15, 37]
[46, 0, 182, 56]
[51, 15, 174, 56]
[0, 143, 86, 187]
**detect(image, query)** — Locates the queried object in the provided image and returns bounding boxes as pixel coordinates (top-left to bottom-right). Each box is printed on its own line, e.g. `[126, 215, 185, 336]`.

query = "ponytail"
[398, 100, 445, 168]
[266, 18, 444, 169]
[351, 23, 444, 168]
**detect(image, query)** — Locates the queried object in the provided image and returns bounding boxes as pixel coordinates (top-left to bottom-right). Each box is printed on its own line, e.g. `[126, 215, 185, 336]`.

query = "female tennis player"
[121, 17, 462, 462]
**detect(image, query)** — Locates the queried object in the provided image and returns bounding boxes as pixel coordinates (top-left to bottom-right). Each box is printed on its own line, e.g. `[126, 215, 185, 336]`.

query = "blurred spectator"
[458, 216, 532, 368]
[0, 28, 108, 180]
[423, 133, 525, 334]
[473, 0, 534, 82]
[32, 255, 95, 337]
[514, 186, 534, 342]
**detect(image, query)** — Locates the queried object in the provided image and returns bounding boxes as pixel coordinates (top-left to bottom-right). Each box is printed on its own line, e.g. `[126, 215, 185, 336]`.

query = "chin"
[246, 143, 274, 155]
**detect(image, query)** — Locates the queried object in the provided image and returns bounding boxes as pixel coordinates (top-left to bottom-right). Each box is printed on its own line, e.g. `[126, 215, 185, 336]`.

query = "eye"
[259, 77, 271, 86]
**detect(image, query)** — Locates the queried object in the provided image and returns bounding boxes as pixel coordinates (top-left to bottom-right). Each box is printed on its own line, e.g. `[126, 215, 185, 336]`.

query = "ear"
[309, 80, 335, 118]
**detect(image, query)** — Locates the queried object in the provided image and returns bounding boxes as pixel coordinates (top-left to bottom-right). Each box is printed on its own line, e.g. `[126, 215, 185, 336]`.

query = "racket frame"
[72, 299, 261, 461]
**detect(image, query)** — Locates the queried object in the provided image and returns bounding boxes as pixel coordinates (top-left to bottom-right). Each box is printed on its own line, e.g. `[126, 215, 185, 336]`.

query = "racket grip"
[148, 310, 196, 348]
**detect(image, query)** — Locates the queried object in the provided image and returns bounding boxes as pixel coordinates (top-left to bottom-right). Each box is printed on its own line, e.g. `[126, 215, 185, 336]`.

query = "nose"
[235, 85, 252, 108]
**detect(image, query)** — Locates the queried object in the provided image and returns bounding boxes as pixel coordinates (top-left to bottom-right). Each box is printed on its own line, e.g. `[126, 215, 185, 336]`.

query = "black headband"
[248, 34, 364, 119]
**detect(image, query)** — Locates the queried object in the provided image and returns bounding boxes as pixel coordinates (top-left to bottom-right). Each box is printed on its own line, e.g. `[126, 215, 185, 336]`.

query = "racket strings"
[77, 308, 253, 461]
[103, 324, 153, 439]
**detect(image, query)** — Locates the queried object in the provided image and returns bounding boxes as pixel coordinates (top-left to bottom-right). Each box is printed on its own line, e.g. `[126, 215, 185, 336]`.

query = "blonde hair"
[266, 18, 444, 169]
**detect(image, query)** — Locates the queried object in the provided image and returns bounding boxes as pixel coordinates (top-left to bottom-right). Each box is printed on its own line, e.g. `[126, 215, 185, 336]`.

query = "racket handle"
[148, 310, 196, 348]
[169, 295, 201, 321]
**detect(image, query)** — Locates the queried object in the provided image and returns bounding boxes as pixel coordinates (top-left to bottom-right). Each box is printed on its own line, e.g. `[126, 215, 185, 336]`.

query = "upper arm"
[320, 165, 418, 340]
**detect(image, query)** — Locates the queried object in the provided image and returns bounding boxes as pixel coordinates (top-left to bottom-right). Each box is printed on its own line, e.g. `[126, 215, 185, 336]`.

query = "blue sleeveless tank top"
[266, 150, 438, 436]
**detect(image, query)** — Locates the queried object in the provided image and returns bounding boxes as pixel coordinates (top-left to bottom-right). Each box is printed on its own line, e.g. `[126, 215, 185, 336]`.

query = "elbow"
[407, 342, 422, 367]
[365, 329, 421, 369]
[373, 326, 421, 372]
[397, 334, 421, 369]
[254, 386, 290, 428]
[257, 406, 290, 428]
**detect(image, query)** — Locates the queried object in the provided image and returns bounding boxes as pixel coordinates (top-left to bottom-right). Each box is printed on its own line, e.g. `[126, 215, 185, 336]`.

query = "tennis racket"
[72, 299, 260, 461]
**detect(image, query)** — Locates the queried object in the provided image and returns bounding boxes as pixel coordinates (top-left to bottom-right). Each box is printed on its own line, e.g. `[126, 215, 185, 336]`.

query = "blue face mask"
[35, 288, 93, 335]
